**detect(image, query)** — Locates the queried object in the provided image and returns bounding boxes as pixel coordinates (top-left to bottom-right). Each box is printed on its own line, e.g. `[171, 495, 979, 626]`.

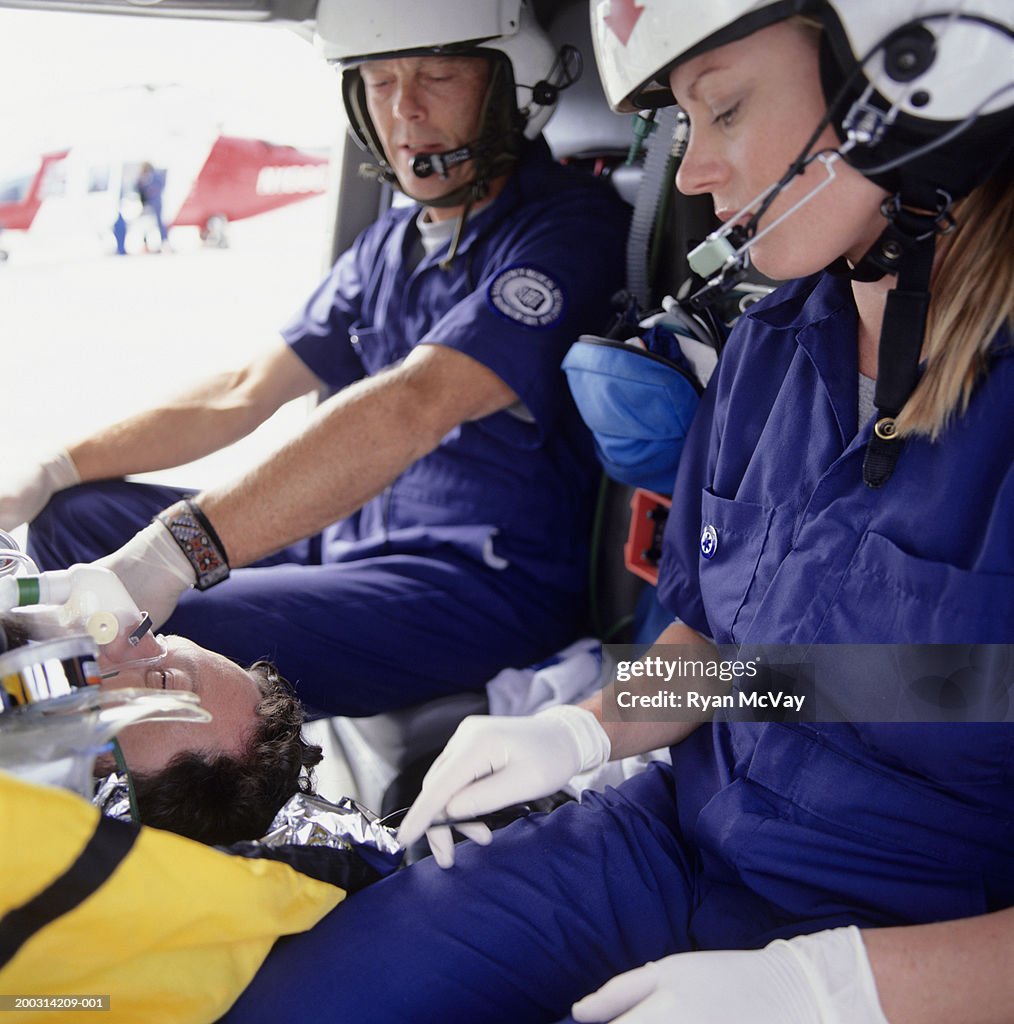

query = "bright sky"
[0, 8, 341, 163]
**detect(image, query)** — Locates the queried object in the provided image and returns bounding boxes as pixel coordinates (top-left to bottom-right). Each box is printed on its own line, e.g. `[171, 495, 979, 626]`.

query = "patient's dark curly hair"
[130, 661, 323, 846]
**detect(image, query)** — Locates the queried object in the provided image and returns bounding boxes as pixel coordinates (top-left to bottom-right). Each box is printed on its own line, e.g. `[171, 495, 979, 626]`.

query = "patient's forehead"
[100, 636, 264, 773]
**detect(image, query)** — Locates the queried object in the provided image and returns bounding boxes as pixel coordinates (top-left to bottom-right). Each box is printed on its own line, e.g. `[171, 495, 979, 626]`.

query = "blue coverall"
[221, 271, 1014, 1023]
[29, 141, 629, 715]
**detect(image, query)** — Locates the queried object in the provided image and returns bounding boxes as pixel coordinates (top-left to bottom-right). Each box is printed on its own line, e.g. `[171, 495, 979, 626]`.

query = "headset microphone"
[411, 75, 565, 182]
[412, 145, 476, 179]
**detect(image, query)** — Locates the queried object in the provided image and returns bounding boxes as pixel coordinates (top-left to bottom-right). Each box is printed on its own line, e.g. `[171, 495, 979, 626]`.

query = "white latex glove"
[397, 704, 611, 868]
[572, 926, 890, 1024]
[97, 520, 195, 629]
[0, 449, 79, 530]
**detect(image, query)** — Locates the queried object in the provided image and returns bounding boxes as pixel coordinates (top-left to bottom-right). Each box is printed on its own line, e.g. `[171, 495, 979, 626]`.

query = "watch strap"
[155, 499, 231, 591]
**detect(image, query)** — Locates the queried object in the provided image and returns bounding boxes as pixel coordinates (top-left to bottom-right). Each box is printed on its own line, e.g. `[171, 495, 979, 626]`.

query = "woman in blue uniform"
[222, 2, 1013, 1021]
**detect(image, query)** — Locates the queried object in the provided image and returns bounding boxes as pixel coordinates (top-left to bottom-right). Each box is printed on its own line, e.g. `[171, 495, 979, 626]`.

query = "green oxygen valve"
[14, 576, 41, 606]
[627, 110, 658, 165]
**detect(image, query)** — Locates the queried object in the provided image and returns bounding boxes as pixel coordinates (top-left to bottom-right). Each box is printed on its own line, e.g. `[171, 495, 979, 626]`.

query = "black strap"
[156, 498, 231, 591]
[0, 815, 139, 969]
[861, 198, 946, 489]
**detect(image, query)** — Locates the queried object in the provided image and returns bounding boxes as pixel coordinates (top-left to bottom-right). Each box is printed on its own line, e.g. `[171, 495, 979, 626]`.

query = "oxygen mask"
[0, 539, 209, 796]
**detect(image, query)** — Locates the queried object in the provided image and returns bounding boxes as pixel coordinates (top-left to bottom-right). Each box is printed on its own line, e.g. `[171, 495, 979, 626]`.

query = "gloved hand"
[571, 926, 890, 1024]
[0, 449, 79, 530]
[97, 520, 195, 629]
[398, 704, 611, 868]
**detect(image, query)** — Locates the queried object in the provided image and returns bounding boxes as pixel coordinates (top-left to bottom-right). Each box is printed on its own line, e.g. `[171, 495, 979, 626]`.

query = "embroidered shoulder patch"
[488, 266, 566, 328]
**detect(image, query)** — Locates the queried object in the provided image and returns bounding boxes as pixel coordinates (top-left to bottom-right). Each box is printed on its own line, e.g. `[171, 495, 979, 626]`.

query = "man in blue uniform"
[5, 1, 629, 715]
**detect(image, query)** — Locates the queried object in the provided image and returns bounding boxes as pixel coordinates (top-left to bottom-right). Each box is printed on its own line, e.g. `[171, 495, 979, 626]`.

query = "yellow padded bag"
[0, 771, 346, 1023]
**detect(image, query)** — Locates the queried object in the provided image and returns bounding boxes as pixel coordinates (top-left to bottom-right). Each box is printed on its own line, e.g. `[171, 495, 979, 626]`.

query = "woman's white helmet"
[591, 0, 790, 113]
[590, 0, 1013, 198]
[315, 0, 562, 139]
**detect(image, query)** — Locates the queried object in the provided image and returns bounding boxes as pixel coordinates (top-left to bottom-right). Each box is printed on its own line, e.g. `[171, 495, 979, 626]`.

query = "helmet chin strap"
[848, 187, 955, 488]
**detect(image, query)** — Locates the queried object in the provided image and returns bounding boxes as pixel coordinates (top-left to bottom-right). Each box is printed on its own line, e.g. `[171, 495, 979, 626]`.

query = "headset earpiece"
[882, 25, 937, 84]
[531, 80, 559, 107]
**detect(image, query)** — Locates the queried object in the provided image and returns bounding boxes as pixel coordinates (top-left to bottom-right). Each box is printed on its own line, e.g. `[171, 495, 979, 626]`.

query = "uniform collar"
[744, 271, 853, 333]
[747, 272, 861, 446]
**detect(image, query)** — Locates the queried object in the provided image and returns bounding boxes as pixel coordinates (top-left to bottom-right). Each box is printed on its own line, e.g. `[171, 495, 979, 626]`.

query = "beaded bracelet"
[156, 499, 231, 591]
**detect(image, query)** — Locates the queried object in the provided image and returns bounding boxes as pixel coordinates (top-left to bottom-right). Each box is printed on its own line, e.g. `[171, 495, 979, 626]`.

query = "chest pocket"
[698, 489, 787, 643]
[814, 530, 1014, 644]
[348, 323, 410, 377]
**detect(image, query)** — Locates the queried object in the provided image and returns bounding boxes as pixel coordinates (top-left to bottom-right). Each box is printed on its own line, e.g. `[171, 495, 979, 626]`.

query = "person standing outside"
[136, 161, 169, 252]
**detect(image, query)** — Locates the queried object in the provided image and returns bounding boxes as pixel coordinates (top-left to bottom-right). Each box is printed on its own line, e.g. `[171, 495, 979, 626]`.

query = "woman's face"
[671, 21, 888, 280]
[98, 634, 263, 775]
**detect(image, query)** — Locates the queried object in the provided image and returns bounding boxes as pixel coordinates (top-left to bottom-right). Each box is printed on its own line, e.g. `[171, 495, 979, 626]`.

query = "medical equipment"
[0, 535, 208, 797]
[0, 633, 101, 709]
[0, 562, 152, 647]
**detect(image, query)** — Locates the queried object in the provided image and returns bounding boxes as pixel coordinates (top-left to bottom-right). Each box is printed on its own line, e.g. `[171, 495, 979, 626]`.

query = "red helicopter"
[0, 133, 328, 259]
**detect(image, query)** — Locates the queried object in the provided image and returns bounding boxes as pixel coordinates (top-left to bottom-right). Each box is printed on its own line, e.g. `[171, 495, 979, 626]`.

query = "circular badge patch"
[488, 266, 565, 328]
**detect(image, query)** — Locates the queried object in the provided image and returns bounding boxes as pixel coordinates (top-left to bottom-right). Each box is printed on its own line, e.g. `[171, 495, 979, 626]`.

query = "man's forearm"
[197, 344, 518, 567]
[69, 372, 270, 481]
[198, 369, 429, 565]
[68, 343, 317, 483]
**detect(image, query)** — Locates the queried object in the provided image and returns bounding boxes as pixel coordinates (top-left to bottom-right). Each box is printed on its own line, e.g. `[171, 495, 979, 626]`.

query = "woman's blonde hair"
[897, 169, 1014, 439]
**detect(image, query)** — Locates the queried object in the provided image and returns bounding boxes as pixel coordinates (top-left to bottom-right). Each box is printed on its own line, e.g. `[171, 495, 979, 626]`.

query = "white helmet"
[315, 0, 563, 139]
[591, 1, 1013, 118]
[590, 0, 1013, 199]
[591, 0, 786, 114]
